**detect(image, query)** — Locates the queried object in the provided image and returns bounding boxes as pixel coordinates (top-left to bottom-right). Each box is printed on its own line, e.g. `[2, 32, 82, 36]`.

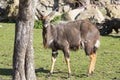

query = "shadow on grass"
[35, 68, 67, 75]
[35, 68, 88, 79]
[0, 68, 12, 76]
[35, 68, 49, 74]
[0, 68, 49, 76]
[108, 34, 120, 38]
[71, 73, 88, 78]
[0, 68, 88, 79]
[102, 34, 120, 38]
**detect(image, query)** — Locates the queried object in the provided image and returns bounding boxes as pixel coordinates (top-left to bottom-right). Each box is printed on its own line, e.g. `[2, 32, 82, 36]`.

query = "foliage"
[0, 23, 120, 80]
[34, 15, 62, 29]
[34, 20, 43, 29]
[50, 15, 63, 24]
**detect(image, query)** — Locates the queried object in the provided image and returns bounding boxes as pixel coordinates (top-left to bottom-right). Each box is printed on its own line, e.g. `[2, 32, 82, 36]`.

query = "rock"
[0, 0, 8, 9]
[63, 7, 85, 21]
[77, 5, 105, 23]
[63, 5, 71, 12]
[105, 4, 120, 18]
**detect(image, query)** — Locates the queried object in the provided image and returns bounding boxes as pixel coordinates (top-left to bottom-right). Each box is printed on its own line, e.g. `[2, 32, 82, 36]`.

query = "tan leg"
[49, 51, 58, 76]
[50, 57, 56, 74]
[88, 53, 96, 76]
[65, 57, 71, 78]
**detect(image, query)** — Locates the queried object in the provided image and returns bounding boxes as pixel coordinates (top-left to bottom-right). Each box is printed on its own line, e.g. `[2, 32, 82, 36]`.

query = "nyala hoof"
[68, 73, 71, 79]
[87, 72, 93, 77]
[47, 73, 53, 78]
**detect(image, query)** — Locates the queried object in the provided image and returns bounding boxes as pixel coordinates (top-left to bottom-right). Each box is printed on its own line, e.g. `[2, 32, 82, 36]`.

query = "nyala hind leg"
[88, 53, 96, 76]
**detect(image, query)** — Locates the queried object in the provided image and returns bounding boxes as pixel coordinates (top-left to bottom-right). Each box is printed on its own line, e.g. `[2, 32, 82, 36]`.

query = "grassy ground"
[0, 23, 120, 80]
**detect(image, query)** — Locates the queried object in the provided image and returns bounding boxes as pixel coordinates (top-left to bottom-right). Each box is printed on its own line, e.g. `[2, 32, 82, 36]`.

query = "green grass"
[0, 23, 120, 80]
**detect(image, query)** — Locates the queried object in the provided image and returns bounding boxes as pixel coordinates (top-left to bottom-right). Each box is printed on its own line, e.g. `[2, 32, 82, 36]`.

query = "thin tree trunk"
[13, 0, 36, 80]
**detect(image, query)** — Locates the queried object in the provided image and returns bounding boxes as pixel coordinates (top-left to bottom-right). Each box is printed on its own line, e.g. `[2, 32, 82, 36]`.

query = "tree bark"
[13, 0, 36, 80]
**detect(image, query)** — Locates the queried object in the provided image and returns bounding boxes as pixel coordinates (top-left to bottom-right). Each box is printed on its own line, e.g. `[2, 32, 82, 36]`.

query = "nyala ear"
[41, 11, 56, 22]
[45, 8, 58, 21]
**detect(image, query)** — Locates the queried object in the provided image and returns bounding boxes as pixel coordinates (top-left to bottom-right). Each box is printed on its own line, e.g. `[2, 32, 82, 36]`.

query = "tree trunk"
[13, 0, 37, 80]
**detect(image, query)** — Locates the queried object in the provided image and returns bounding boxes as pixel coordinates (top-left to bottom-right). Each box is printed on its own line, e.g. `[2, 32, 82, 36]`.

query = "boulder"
[63, 7, 85, 21]
[105, 4, 120, 18]
[77, 5, 105, 23]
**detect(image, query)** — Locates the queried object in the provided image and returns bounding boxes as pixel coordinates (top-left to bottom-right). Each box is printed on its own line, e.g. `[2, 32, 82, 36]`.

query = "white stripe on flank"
[95, 40, 100, 48]
[81, 41, 85, 49]
[48, 39, 54, 45]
